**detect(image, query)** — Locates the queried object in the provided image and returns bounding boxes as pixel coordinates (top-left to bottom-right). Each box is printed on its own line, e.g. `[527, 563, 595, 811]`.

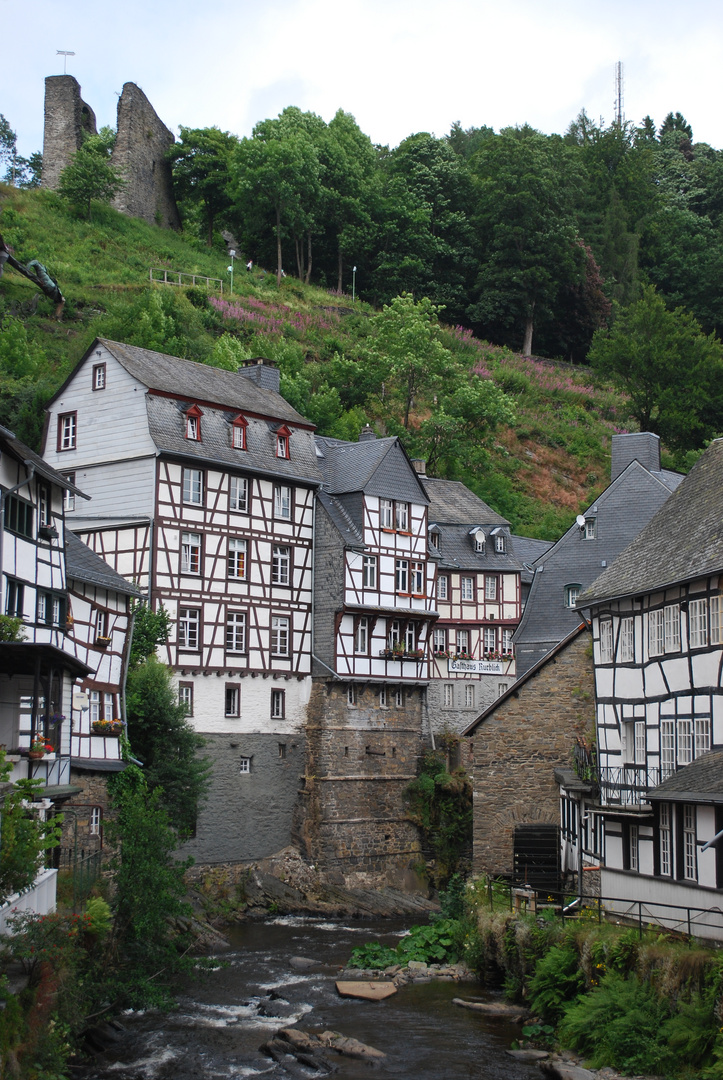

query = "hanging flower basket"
[92, 719, 124, 736]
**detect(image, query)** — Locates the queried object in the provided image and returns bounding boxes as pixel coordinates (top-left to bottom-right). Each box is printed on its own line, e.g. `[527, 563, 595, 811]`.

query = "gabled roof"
[579, 438, 723, 605]
[48, 338, 311, 427]
[318, 491, 364, 546]
[315, 435, 429, 504]
[423, 477, 508, 526]
[462, 622, 589, 736]
[647, 749, 723, 804]
[511, 534, 554, 586]
[0, 424, 88, 498]
[432, 523, 522, 572]
[65, 531, 142, 597]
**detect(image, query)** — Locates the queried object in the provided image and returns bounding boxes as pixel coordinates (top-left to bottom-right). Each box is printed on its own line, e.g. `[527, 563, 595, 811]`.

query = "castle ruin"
[42, 76, 180, 230]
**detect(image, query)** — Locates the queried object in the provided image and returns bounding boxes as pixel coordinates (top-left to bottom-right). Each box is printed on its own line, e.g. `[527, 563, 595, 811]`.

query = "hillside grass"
[0, 184, 648, 539]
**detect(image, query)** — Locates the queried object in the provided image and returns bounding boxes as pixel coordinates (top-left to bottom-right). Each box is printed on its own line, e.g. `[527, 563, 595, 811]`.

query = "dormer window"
[471, 527, 485, 553]
[185, 405, 203, 441]
[275, 424, 291, 459]
[491, 527, 506, 553]
[231, 414, 248, 450]
[429, 525, 441, 550]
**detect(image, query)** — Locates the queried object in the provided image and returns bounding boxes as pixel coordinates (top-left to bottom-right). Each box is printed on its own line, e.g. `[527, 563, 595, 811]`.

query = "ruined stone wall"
[110, 83, 180, 229]
[42, 76, 97, 190]
[470, 631, 595, 877]
[295, 681, 425, 890]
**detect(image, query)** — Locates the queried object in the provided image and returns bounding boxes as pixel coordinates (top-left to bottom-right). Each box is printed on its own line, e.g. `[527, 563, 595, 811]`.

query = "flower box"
[379, 649, 425, 661]
[92, 720, 124, 736]
[95, 635, 112, 648]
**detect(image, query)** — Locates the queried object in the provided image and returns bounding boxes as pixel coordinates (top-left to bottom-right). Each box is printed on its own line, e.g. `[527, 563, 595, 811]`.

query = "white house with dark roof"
[423, 474, 523, 731]
[514, 432, 683, 678]
[42, 338, 322, 864]
[576, 438, 723, 938]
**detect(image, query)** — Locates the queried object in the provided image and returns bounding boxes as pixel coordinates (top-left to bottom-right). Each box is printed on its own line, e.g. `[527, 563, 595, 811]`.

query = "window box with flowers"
[28, 739, 54, 760]
[433, 650, 452, 659]
[380, 647, 425, 661]
[482, 651, 513, 662]
[95, 635, 112, 648]
[453, 651, 473, 661]
[92, 719, 124, 736]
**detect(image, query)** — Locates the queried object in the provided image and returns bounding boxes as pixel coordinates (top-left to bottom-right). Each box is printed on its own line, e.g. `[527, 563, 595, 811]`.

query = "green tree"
[588, 285, 723, 452]
[169, 126, 238, 246]
[371, 293, 450, 428]
[0, 763, 62, 906]
[58, 128, 124, 221]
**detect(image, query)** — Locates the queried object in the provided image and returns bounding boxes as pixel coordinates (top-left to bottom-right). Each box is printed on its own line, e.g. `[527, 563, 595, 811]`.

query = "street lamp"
[352, 265, 357, 303]
[227, 249, 235, 295]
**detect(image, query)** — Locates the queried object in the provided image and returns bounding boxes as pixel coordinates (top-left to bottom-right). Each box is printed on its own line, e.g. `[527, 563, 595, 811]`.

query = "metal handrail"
[149, 268, 223, 293]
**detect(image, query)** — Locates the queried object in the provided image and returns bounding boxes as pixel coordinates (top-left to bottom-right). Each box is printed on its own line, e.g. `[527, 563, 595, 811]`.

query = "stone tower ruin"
[42, 76, 97, 189]
[42, 76, 180, 230]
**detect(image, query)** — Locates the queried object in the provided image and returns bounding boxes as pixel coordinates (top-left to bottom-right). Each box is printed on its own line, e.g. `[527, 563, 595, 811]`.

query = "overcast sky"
[3, 0, 723, 159]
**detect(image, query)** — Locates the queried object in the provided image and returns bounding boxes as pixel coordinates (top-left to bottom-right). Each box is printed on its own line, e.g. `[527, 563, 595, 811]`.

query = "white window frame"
[711, 594, 723, 645]
[458, 628, 470, 654]
[485, 576, 498, 601]
[225, 686, 240, 717]
[239, 757, 251, 774]
[664, 603, 681, 652]
[565, 584, 580, 609]
[599, 619, 613, 663]
[379, 686, 387, 707]
[584, 517, 596, 540]
[464, 684, 474, 708]
[437, 575, 448, 601]
[59, 412, 76, 450]
[274, 484, 292, 520]
[443, 683, 453, 708]
[619, 617, 634, 662]
[271, 615, 290, 657]
[229, 475, 248, 512]
[89, 806, 102, 835]
[362, 555, 377, 589]
[501, 628, 513, 654]
[355, 617, 368, 654]
[684, 804, 697, 880]
[495, 533, 506, 553]
[92, 363, 106, 390]
[695, 716, 711, 757]
[178, 684, 193, 715]
[276, 432, 289, 459]
[395, 686, 404, 708]
[182, 468, 203, 505]
[660, 803, 671, 876]
[661, 720, 675, 779]
[379, 499, 394, 529]
[226, 611, 246, 653]
[433, 627, 447, 653]
[461, 576, 474, 602]
[63, 473, 76, 512]
[689, 598, 708, 649]
[271, 689, 285, 719]
[181, 532, 201, 575]
[411, 562, 425, 595]
[395, 502, 409, 532]
[629, 823, 639, 872]
[677, 718, 693, 765]
[648, 609, 664, 657]
[272, 545, 290, 586]
[232, 420, 247, 450]
[395, 559, 409, 594]
[347, 684, 357, 706]
[178, 607, 200, 649]
[228, 537, 247, 580]
[404, 623, 416, 652]
[388, 620, 401, 648]
[186, 414, 200, 441]
[483, 626, 496, 653]
[634, 720, 646, 765]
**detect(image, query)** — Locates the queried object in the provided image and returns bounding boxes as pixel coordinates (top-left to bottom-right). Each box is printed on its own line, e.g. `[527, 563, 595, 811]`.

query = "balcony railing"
[598, 765, 662, 806]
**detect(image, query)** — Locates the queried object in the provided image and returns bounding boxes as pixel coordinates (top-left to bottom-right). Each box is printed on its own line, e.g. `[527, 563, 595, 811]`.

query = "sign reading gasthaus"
[450, 658, 505, 674]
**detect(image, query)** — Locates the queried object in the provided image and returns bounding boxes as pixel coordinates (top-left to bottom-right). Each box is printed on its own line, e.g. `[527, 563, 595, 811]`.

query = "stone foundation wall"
[42, 76, 97, 190]
[63, 768, 115, 853]
[470, 630, 595, 877]
[179, 731, 304, 864]
[295, 681, 425, 889]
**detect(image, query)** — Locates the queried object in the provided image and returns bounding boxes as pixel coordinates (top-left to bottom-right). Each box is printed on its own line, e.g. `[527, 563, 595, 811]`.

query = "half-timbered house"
[300, 427, 435, 886]
[42, 339, 322, 864]
[423, 474, 522, 732]
[575, 438, 723, 939]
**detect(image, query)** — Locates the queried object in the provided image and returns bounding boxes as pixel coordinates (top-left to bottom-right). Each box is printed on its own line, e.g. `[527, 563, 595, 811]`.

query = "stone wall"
[295, 680, 425, 889]
[427, 674, 512, 738]
[110, 83, 180, 229]
[470, 629, 595, 876]
[42, 76, 97, 190]
[42, 76, 180, 229]
[64, 767, 115, 853]
[179, 732, 305, 864]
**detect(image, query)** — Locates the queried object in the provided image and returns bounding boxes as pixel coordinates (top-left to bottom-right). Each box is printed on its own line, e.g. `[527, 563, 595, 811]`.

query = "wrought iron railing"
[598, 765, 661, 805]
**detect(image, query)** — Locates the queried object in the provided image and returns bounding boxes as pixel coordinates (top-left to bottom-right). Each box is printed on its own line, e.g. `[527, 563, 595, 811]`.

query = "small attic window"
[428, 525, 441, 550]
[470, 528, 485, 552]
[231, 414, 248, 450]
[490, 526, 505, 553]
[185, 404, 203, 441]
[275, 424, 291, 459]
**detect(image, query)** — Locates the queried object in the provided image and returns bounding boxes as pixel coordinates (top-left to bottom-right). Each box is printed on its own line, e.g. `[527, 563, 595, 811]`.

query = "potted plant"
[28, 739, 47, 760]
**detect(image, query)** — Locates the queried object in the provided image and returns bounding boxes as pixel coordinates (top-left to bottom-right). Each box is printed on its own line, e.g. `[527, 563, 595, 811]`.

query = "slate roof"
[49, 338, 310, 426]
[146, 396, 322, 485]
[579, 437, 723, 605]
[511, 535, 554, 586]
[318, 491, 363, 547]
[65, 531, 142, 597]
[433, 523, 522, 573]
[315, 435, 429, 504]
[423, 478, 509, 526]
[0, 424, 88, 498]
[646, 749, 723, 804]
[513, 459, 681, 670]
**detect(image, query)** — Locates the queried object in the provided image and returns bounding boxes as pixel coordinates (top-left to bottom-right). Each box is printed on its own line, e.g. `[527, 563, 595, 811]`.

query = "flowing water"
[80, 916, 541, 1080]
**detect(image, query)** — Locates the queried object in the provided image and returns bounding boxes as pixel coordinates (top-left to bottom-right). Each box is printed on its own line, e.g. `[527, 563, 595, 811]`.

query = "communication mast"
[614, 61, 625, 126]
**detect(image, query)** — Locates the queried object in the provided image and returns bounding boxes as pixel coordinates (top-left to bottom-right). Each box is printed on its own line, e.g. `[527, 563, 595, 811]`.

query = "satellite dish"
[576, 515, 586, 529]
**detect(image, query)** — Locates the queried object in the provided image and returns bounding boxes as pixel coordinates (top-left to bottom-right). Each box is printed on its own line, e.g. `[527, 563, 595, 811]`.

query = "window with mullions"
[380, 499, 394, 529]
[230, 475, 249, 512]
[63, 473, 76, 512]
[182, 468, 203, 505]
[5, 579, 24, 618]
[178, 608, 200, 649]
[225, 686, 240, 717]
[433, 627, 447, 653]
[38, 485, 50, 528]
[58, 412, 76, 451]
[37, 591, 65, 626]
[181, 532, 201, 575]
[271, 689, 285, 719]
[437, 575, 448, 600]
[711, 594, 723, 644]
[665, 604, 680, 652]
[483, 626, 496, 653]
[689, 598, 708, 649]
[362, 555, 377, 589]
[461, 576, 474, 601]
[5, 495, 33, 538]
[231, 416, 248, 450]
[619, 617, 635, 662]
[648, 609, 664, 656]
[564, 583, 580, 609]
[355, 617, 368, 654]
[274, 485, 291, 520]
[684, 804, 697, 880]
[272, 545, 290, 585]
[178, 683, 193, 716]
[404, 623, 416, 651]
[92, 363, 106, 390]
[599, 619, 613, 663]
[271, 616, 290, 657]
[226, 611, 246, 653]
[485, 576, 498, 601]
[395, 502, 409, 531]
[228, 537, 247, 580]
[395, 559, 409, 593]
[659, 804, 672, 876]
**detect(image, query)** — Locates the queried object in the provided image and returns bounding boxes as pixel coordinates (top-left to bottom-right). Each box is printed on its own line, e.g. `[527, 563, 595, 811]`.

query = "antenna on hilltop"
[57, 50, 75, 75]
[614, 61, 625, 126]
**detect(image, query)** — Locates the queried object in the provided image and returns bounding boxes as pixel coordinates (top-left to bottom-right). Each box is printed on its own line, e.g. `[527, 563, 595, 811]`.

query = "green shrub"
[347, 941, 399, 969]
[528, 944, 585, 1021]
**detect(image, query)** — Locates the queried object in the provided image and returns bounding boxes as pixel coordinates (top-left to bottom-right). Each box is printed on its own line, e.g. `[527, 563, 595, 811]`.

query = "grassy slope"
[0, 185, 639, 539]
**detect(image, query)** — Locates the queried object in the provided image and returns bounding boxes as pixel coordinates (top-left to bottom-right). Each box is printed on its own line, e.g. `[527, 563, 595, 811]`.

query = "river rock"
[452, 998, 531, 1021]
[540, 1061, 596, 1080]
[506, 1049, 549, 1061]
[336, 980, 397, 1000]
[407, 960, 428, 972]
[318, 1030, 386, 1059]
[289, 956, 318, 969]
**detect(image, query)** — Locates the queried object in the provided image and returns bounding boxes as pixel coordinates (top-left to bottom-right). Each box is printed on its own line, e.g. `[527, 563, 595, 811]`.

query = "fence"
[149, 268, 224, 293]
[59, 847, 102, 910]
[0, 868, 58, 934]
[484, 879, 723, 943]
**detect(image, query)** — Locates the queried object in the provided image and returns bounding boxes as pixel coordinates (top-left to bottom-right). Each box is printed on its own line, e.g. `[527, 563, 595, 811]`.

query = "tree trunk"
[304, 232, 312, 285]
[276, 206, 283, 287]
[523, 304, 535, 356]
[337, 244, 343, 293]
[207, 212, 214, 248]
[294, 236, 303, 280]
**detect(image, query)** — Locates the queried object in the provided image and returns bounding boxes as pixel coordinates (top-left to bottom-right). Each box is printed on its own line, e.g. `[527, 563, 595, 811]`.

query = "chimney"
[410, 458, 427, 475]
[611, 432, 661, 481]
[358, 424, 377, 442]
[238, 357, 280, 394]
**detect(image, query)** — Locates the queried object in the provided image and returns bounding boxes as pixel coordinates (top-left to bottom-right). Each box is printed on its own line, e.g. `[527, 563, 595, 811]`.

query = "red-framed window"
[185, 404, 203, 441]
[231, 414, 248, 450]
[57, 412, 77, 451]
[276, 424, 291, 459]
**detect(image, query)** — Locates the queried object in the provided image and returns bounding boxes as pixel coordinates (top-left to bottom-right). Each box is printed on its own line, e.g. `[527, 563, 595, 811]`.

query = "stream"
[80, 916, 542, 1079]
